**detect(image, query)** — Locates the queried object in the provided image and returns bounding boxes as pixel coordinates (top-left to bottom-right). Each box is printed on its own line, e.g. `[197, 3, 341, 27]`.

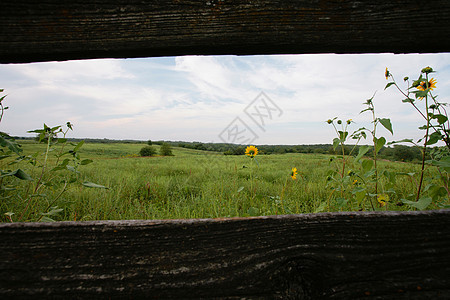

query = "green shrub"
[160, 143, 173, 156]
[140, 146, 156, 157]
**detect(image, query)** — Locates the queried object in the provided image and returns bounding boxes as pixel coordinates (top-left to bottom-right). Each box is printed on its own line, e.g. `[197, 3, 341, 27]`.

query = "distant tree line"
[172, 141, 430, 163]
[15, 136, 434, 163]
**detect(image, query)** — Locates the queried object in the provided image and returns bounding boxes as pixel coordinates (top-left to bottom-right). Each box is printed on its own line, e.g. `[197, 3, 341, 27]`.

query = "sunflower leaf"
[374, 136, 386, 154]
[378, 118, 393, 135]
[355, 145, 370, 162]
[384, 82, 395, 90]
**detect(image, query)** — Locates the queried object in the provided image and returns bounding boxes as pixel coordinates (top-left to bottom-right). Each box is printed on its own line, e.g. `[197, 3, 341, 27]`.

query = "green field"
[1, 141, 446, 222]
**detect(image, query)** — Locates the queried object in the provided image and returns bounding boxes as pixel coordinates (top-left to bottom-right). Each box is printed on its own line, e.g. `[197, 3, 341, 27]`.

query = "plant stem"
[18, 134, 52, 221]
[416, 78, 430, 201]
[279, 177, 288, 214]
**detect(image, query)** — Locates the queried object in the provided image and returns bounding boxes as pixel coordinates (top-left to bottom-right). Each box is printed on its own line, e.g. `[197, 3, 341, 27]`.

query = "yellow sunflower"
[245, 145, 258, 158]
[291, 167, 298, 180]
[417, 78, 437, 92]
[377, 194, 389, 207]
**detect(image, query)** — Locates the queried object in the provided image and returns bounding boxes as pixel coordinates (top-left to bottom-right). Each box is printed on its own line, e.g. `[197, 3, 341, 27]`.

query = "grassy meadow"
[1, 140, 442, 222]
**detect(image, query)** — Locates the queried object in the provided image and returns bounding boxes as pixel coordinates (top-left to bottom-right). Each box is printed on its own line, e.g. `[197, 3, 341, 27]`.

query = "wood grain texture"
[1, 0, 450, 63]
[1, 210, 449, 299]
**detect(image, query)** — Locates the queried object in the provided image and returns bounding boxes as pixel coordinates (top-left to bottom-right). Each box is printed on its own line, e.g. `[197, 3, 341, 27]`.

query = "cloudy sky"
[0, 53, 449, 145]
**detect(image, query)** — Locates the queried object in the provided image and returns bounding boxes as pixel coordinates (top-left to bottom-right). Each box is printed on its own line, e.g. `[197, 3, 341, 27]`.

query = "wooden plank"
[1, 0, 450, 63]
[1, 210, 449, 299]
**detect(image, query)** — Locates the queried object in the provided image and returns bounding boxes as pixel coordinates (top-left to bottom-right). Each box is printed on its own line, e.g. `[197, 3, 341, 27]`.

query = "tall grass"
[2, 142, 429, 221]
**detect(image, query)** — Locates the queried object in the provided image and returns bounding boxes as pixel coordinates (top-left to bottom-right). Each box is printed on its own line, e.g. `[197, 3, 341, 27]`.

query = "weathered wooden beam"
[1, 0, 450, 63]
[1, 210, 449, 299]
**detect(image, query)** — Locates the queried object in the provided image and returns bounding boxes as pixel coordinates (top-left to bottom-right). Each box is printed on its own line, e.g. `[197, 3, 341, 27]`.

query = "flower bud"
[421, 66, 434, 74]
[403, 76, 409, 81]
[327, 119, 333, 124]
[412, 80, 421, 88]
[337, 120, 342, 125]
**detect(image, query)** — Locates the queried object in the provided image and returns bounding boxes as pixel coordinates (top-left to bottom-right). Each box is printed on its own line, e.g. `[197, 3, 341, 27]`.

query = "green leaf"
[335, 197, 348, 207]
[361, 159, 374, 173]
[382, 170, 396, 184]
[355, 145, 370, 162]
[402, 197, 432, 210]
[80, 159, 93, 165]
[82, 181, 108, 189]
[1, 169, 33, 181]
[387, 139, 414, 145]
[0, 136, 22, 155]
[51, 158, 70, 171]
[397, 172, 416, 177]
[41, 207, 63, 216]
[50, 125, 61, 132]
[27, 129, 45, 134]
[384, 82, 395, 90]
[237, 186, 244, 193]
[360, 107, 373, 114]
[430, 156, 450, 172]
[332, 138, 340, 150]
[253, 156, 260, 167]
[15, 169, 33, 181]
[374, 136, 386, 154]
[430, 113, 448, 125]
[73, 140, 85, 152]
[378, 118, 393, 135]
[413, 90, 428, 99]
[247, 207, 259, 216]
[314, 202, 327, 213]
[39, 216, 56, 222]
[402, 98, 414, 103]
[426, 131, 442, 146]
[355, 190, 366, 203]
[434, 114, 448, 125]
[338, 131, 348, 143]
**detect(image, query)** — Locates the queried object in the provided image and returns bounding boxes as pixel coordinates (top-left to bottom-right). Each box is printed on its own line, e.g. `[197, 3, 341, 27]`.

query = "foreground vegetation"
[1, 140, 445, 222]
[1, 66, 448, 222]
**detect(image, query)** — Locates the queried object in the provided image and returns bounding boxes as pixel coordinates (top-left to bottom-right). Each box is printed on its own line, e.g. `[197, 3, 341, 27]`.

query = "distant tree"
[393, 145, 415, 161]
[223, 150, 233, 155]
[147, 140, 152, 146]
[140, 146, 156, 157]
[160, 142, 173, 156]
[233, 146, 245, 155]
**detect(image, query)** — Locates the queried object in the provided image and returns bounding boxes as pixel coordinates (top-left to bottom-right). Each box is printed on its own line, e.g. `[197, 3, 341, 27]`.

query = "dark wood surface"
[1, 0, 450, 63]
[1, 2, 450, 298]
[1, 210, 449, 299]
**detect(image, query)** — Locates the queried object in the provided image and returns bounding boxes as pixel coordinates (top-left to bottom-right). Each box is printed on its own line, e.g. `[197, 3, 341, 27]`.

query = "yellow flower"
[385, 67, 390, 80]
[377, 194, 389, 207]
[417, 78, 437, 92]
[346, 119, 352, 125]
[291, 167, 298, 180]
[353, 179, 358, 185]
[245, 145, 258, 158]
